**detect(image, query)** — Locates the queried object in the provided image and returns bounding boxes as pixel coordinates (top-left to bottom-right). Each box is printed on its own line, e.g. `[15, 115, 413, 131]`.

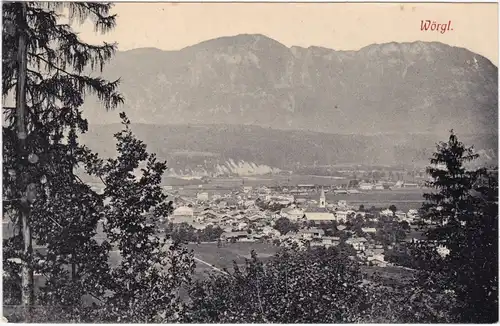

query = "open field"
[314, 188, 425, 211]
[187, 243, 416, 286]
[186, 242, 279, 278]
[360, 265, 416, 286]
[165, 175, 349, 188]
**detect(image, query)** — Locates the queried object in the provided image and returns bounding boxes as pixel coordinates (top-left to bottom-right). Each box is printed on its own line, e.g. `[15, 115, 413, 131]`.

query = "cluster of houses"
[165, 185, 427, 267]
[168, 185, 286, 233]
[277, 226, 390, 267]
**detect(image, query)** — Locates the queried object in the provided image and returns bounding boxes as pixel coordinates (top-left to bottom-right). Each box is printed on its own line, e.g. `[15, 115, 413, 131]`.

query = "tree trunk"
[15, 2, 34, 320]
[71, 249, 77, 280]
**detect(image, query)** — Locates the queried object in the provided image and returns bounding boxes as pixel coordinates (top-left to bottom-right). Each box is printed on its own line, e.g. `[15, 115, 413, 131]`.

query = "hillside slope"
[81, 124, 497, 176]
[83, 34, 497, 136]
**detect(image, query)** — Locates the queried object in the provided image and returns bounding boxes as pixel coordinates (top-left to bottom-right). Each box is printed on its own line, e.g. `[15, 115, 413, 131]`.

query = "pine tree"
[3, 2, 197, 322]
[417, 131, 498, 322]
[2, 2, 122, 321]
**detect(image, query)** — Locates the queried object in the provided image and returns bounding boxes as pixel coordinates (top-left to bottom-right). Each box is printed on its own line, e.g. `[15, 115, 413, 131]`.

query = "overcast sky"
[77, 3, 498, 65]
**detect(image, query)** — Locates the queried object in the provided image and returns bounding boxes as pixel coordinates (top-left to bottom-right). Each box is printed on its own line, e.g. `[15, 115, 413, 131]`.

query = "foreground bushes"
[5, 246, 454, 323]
[183, 246, 453, 323]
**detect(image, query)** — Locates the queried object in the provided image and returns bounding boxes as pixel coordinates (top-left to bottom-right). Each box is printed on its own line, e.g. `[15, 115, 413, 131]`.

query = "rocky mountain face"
[79, 34, 497, 175]
[84, 34, 497, 136]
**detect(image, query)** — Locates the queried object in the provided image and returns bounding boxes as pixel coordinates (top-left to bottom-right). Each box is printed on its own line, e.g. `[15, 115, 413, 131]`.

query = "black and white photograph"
[1, 2, 498, 323]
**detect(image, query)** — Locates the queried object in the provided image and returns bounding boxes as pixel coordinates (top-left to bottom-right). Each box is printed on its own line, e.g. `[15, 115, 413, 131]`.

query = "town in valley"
[92, 171, 440, 274]
[2, 2, 497, 323]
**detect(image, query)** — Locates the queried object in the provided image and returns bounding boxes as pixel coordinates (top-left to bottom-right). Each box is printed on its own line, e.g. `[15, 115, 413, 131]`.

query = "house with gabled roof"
[322, 236, 341, 247]
[220, 231, 252, 242]
[346, 237, 368, 251]
[280, 207, 305, 221]
[304, 207, 335, 222]
[299, 227, 325, 240]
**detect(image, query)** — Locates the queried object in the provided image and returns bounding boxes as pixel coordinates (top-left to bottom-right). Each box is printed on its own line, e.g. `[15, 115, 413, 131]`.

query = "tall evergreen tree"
[2, 2, 122, 320]
[416, 131, 498, 322]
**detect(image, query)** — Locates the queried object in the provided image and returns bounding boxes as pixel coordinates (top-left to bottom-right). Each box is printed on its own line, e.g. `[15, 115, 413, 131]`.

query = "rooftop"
[304, 207, 330, 213]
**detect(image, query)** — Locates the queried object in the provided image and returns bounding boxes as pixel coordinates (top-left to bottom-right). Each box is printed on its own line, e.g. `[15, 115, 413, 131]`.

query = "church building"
[304, 188, 335, 222]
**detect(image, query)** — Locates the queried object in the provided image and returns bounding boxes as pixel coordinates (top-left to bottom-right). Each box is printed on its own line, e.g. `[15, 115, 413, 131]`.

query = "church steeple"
[319, 187, 326, 208]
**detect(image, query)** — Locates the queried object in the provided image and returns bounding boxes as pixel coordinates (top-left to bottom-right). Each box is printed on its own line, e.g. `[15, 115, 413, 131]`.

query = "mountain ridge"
[82, 33, 498, 137]
[121, 34, 497, 68]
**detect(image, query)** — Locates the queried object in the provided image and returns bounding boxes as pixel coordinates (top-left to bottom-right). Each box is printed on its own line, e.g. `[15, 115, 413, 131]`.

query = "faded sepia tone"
[2, 2, 498, 323]
[77, 3, 498, 65]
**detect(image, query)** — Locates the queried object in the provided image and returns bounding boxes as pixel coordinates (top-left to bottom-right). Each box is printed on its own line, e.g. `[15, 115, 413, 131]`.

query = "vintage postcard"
[2, 2, 498, 323]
